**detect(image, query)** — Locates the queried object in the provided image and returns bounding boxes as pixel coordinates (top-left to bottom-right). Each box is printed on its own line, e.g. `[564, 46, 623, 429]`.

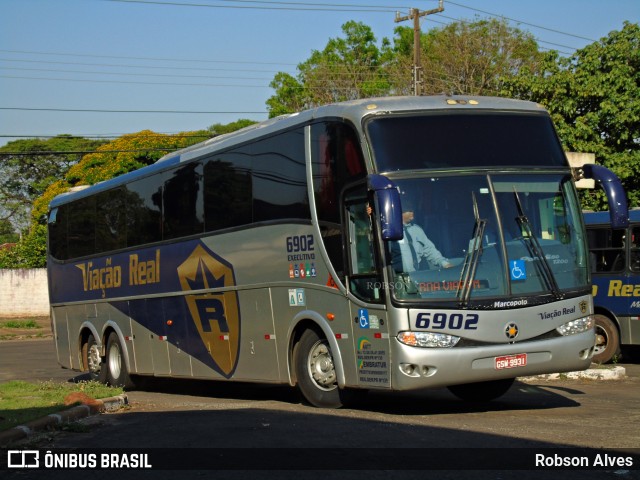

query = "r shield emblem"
[178, 244, 240, 378]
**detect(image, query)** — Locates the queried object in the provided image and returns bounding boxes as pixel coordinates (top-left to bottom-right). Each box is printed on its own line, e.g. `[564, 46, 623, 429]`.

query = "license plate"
[495, 353, 527, 370]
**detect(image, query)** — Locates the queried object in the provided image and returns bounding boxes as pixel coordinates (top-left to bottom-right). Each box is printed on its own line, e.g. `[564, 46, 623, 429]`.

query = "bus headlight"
[556, 316, 595, 336]
[397, 331, 460, 348]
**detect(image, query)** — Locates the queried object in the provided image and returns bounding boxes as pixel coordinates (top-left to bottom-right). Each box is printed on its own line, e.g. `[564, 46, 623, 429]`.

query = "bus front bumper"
[389, 329, 595, 391]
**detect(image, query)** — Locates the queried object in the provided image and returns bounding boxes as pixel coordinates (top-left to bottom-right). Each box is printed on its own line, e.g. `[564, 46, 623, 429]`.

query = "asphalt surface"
[1, 338, 639, 480]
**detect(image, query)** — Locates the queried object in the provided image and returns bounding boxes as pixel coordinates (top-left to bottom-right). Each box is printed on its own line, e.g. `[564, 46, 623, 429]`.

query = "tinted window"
[95, 187, 127, 252]
[164, 162, 204, 239]
[587, 226, 626, 273]
[311, 121, 366, 280]
[368, 112, 566, 171]
[204, 151, 252, 231]
[48, 206, 68, 260]
[252, 129, 309, 222]
[67, 196, 96, 258]
[126, 175, 163, 246]
[632, 227, 640, 273]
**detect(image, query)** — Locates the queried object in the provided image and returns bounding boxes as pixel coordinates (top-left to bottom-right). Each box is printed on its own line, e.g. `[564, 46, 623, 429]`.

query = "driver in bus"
[391, 201, 453, 273]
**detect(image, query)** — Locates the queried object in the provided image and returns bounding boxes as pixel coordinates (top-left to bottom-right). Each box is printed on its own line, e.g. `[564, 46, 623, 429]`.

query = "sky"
[0, 0, 638, 148]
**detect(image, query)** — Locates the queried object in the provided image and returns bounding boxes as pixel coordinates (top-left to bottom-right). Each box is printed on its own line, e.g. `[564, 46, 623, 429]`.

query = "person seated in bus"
[391, 201, 453, 273]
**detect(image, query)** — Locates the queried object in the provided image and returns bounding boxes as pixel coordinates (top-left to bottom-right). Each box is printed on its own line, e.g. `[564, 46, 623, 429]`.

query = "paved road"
[2, 339, 639, 480]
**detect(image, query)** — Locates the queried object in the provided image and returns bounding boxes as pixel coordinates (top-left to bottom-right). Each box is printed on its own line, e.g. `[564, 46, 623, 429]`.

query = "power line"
[442, 0, 598, 43]
[0, 49, 296, 67]
[0, 66, 272, 82]
[0, 148, 199, 156]
[0, 58, 284, 74]
[0, 107, 267, 114]
[103, 0, 403, 13]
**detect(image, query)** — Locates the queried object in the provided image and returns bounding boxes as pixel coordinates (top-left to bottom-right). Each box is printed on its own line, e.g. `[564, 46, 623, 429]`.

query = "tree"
[503, 22, 640, 209]
[0, 218, 19, 244]
[0, 130, 209, 269]
[208, 119, 258, 135]
[0, 135, 107, 231]
[267, 21, 392, 116]
[391, 18, 543, 96]
[266, 19, 543, 116]
[32, 130, 210, 225]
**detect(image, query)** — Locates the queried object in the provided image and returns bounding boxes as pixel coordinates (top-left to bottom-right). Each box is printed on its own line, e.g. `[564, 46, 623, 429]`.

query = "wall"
[0, 269, 49, 317]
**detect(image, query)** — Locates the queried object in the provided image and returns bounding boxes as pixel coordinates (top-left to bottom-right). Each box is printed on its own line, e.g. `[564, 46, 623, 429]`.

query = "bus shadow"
[98, 375, 582, 416]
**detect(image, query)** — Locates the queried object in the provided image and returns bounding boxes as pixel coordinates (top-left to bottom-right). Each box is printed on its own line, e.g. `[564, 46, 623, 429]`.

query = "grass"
[0, 380, 124, 431]
[0, 319, 39, 329]
[0, 316, 50, 340]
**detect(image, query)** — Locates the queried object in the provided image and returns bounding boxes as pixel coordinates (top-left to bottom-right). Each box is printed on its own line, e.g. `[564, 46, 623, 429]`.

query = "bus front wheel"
[593, 314, 620, 364]
[105, 332, 135, 388]
[447, 378, 515, 402]
[294, 328, 344, 408]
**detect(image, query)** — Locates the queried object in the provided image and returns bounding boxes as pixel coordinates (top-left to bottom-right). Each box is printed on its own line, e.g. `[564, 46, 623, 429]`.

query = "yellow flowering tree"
[2, 130, 209, 268]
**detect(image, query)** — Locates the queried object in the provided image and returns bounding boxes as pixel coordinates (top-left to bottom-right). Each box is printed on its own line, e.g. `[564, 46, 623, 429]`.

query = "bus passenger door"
[344, 186, 391, 389]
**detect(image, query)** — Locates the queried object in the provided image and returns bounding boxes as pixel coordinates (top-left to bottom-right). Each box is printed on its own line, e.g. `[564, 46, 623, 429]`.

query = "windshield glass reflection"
[387, 174, 588, 303]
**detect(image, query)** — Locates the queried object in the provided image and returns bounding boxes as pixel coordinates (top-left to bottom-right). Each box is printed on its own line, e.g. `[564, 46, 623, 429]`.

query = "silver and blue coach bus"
[47, 96, 628, 408]
[584, 209, 640, 364]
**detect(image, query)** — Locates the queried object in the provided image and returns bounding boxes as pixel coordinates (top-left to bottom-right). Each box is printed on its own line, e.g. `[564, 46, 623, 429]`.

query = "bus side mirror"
[581, 164, 629, 229]
[368, 174, 403, 241]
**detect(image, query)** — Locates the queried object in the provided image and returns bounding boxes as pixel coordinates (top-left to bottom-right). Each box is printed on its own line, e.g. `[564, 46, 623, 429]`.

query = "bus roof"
[49, 95, 547, 209]
[584, 209, 640, 225]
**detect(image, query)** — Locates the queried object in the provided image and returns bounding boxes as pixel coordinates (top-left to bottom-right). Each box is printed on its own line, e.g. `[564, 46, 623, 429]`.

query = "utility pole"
[395, 0, 444, 96]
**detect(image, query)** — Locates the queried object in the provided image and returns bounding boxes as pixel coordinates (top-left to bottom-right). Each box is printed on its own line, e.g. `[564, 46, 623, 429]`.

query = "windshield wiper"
[457, 192, 486, 307]
[512, 188, 563, 299]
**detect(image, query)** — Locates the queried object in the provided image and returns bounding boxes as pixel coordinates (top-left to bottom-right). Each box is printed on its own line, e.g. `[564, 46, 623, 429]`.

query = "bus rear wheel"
[447, 378, 515, 402]
[593, 314, 620, 364]
[105, 332, 135, 388]
[294, 328, 345, 408]
[83, 333, 107, 383]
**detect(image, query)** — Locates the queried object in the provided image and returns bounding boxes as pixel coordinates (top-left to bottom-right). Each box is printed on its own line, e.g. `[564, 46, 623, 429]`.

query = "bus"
[47, 96, 628, 408]
[584, 209, 640, 363]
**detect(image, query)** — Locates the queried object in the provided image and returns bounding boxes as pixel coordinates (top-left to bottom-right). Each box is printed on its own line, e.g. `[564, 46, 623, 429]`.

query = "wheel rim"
[87, 343, 102, 374]
[594, 325, 608, 355]
[306, 340, 337, 391]
[108, 341, 122, 380]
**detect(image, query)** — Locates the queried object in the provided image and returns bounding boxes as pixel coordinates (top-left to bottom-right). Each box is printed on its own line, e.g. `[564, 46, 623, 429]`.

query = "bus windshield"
[383, 173, 588, 304]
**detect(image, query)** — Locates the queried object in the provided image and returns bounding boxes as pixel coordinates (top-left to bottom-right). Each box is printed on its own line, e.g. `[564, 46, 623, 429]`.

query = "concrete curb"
[0, 394, 128, 447]
[522, 365, 626, 382]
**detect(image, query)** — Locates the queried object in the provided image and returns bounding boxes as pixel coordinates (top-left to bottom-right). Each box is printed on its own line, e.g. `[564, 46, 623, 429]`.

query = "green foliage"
[0, 135, 107, 231]
[503, 22, 640, 209]
[208, 119, 258, 135]
[1, 130, 209, 268]
[0, 218, 19, 244]
[266, 18, 543, 115]
[0, 224, 47, 268]
[267, 21, 393, 116]
[420, 18, 542, 95]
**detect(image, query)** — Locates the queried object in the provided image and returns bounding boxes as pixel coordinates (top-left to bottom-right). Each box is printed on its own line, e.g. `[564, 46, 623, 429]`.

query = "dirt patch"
[0, 316, 52, 341]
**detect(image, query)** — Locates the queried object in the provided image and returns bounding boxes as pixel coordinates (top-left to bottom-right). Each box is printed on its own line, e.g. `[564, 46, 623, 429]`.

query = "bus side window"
[631, 227, 640, 272]
[343, 187, 381, 303]
[587, 226, 625, 273]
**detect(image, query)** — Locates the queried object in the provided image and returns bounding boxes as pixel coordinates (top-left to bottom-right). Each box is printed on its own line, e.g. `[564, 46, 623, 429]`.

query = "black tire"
[105, 332, 135, 388]
[83, 333, 107, 384]
[447, 378, 515, 402]
[294, 328, 345, 408]
[593, 314, 620, 364]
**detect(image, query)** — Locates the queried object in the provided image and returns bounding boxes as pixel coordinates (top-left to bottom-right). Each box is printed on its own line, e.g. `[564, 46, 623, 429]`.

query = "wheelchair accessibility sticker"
[510, 260, 527, 281]
[358, 309, 369, 329]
